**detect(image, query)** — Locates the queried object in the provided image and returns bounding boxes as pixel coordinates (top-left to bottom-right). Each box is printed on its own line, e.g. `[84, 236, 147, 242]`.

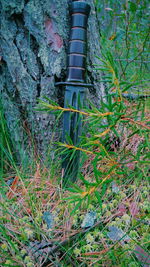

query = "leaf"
[6, 176, 19, 199]
[126, 161, 136, 170]
[101, 183, 108, 197]
[68, 188, 82, 194]
[70, 200, 82, 215]
[111, 181, 120, 193]
[63, 195, 81, 201]
[105, 7, 113, 11]
[69, 183, 84, 193]
[34, 163, 41, 180]
[118, 203, 126, 216]
[42, 212, 54, 229]
[81, 211, 97, 228]
[134, 245, 150, 266]
[109, 33, 116, 41]
[129, 202, 139, 218]
[79, 174, 96, 186]
[6, 178, 14, 186]
[95, 191, 102, 209]
[129, 2, 137, 12]
[122, 83, 138, 93]
[107, 226, 130, 244]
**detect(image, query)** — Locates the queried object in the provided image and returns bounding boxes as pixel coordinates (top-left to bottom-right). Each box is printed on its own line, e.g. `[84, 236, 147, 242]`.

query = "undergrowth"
[0, 54, 149, 266]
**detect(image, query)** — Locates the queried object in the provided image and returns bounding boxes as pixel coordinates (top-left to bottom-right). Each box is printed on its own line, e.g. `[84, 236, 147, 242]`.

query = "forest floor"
[0, 98, 150, 267]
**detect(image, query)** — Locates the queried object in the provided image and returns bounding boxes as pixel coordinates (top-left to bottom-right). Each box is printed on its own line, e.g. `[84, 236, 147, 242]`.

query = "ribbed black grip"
[66, 1, 91, 83]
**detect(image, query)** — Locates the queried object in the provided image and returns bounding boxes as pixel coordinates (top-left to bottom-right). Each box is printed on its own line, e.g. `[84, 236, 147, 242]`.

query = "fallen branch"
[121, 117, 150, 130]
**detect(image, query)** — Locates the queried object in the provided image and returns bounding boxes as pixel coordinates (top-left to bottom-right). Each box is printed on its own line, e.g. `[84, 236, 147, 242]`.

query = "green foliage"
[95, 0, 150, 94]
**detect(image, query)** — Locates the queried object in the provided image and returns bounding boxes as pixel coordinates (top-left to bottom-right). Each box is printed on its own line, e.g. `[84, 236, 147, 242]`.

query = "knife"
[56, 0, 92, 186]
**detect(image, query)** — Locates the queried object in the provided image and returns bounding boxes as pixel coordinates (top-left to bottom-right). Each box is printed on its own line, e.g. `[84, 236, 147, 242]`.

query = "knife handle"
[66, 1, 91, 83]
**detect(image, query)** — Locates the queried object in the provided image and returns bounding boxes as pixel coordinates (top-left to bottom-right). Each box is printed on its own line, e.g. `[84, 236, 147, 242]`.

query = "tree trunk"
[0, 0, 105, 160]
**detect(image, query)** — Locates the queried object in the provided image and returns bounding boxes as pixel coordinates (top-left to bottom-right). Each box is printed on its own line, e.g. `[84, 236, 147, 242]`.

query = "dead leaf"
[134, 245, 150, 266]
[105, 7, 113, 11]
[112, 182, 120, 193]
[129, 201, 139, 218]
[126, 161, 136, 170]
[42, 211, 54, 229]
[107, 226, 130, 244]
[81, 211, 97, 229]
[7, 176, 19, 199]
[34, 163, 41, 179]
[109, 33, 116, 40]
[118, 203, 126, 216]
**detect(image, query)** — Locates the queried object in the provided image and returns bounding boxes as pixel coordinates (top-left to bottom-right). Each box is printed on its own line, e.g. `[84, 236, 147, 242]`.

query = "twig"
[121, 117, 150, 130]
[120, 28, 150, 78]
[115, 59, 150, 64]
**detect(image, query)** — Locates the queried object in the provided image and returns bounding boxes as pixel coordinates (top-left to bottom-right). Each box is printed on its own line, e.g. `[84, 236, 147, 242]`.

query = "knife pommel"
[66, 1, 91, 83]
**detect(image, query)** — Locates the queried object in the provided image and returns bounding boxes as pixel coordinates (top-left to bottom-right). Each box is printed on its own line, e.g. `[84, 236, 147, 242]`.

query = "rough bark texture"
[0, 0, 104, 160]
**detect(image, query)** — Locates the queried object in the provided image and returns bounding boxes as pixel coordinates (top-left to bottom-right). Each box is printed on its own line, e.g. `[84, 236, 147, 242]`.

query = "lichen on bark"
[0, 0, 104, 160]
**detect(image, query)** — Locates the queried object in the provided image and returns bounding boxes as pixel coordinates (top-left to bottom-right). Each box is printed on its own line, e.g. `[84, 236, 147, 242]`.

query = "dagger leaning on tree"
[56, 0, 92, 186]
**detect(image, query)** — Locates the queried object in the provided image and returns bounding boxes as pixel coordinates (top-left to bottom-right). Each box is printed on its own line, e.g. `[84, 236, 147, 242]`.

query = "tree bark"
[0, 0, 104, 160]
